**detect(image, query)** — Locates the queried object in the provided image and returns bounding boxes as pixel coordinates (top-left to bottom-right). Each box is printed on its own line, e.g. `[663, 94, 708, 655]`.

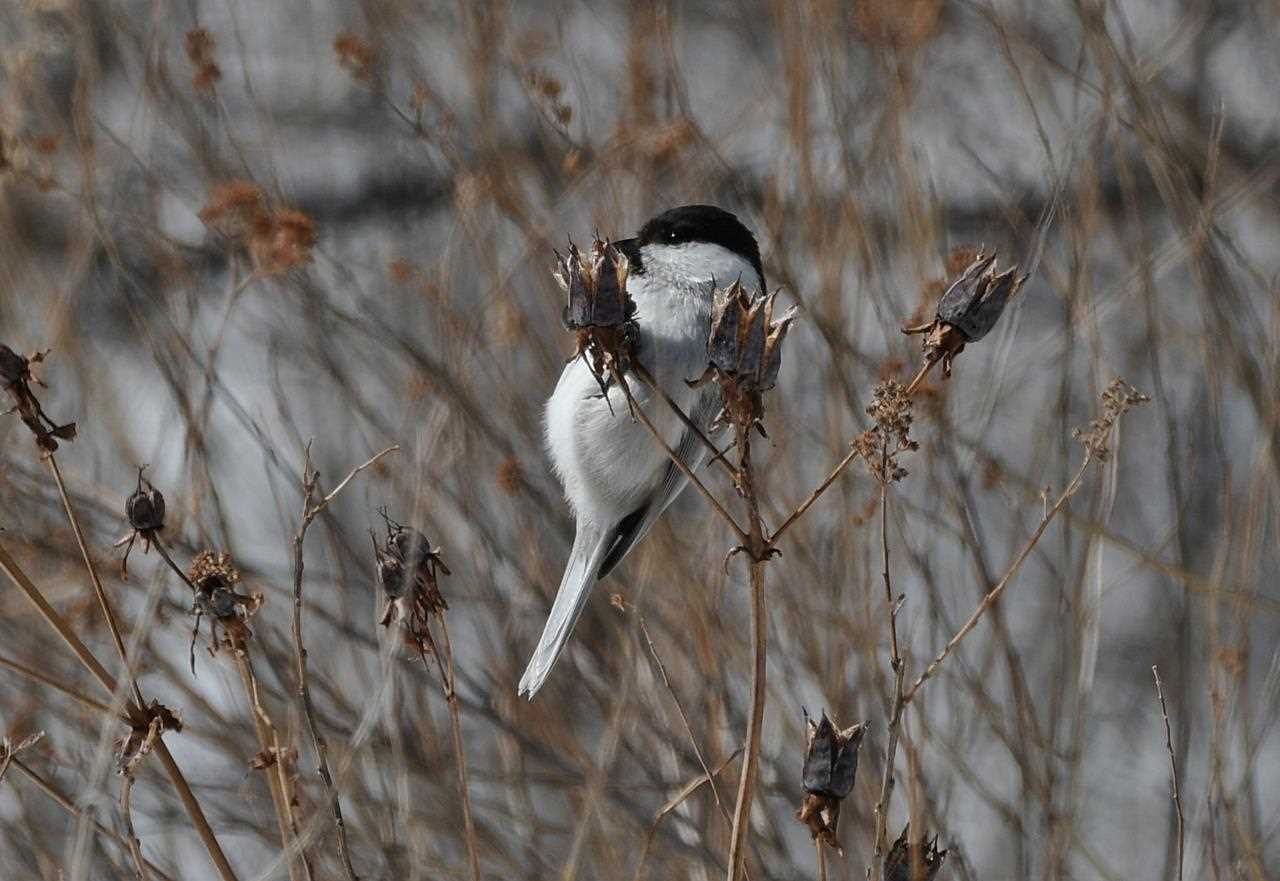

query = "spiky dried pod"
[0, 344, 77, 452]
[795, 710, 867, 853]
[692, 281, 797, 431]
[554, 238, 639, 396]
[884, 824, 948, 881]
[902, 249, 1026, 386]
[374, 521, 451, 656]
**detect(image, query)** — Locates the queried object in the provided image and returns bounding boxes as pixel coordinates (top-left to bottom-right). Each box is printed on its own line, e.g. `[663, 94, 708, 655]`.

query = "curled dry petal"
[707, 282, 798, 393]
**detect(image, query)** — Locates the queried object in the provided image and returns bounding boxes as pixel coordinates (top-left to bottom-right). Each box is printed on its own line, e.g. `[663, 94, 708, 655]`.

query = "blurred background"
[1, 0, 1278, 878]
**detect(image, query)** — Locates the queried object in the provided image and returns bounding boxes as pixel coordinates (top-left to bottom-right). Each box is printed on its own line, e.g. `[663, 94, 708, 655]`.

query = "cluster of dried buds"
[884, 824, 948, 881]
[188, 550, 262, 664]
[0, 344, 76, 453]
[374, 519, 450, 657]
[1072, 378, 1150, 461]
[114, 467, 166, 577]
[854, 380, 919, 483]
[198, 180, 317, 276]
[795, 710, 867, 853]
[555, 237, 638, 399]
[903, 249, 1025, 391]
[115, 700, 181, 776]
[689, 280, 797, 433]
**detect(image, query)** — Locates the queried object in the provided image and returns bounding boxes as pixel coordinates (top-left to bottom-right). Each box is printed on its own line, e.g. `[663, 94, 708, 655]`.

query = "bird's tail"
[518, 522, 613, 699]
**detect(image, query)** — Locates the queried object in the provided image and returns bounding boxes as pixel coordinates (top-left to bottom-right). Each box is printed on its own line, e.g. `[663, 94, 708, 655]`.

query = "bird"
[518, 204, 766, 698]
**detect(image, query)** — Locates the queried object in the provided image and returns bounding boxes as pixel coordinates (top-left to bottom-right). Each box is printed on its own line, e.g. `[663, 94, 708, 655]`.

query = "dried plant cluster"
[0, 4, 1267, 881]
[555, 237, 638, 397]
[374, 518, 452, 655]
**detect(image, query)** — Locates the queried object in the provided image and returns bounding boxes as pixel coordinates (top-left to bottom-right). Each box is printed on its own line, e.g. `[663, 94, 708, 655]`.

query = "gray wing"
[597, 388, 720, 578]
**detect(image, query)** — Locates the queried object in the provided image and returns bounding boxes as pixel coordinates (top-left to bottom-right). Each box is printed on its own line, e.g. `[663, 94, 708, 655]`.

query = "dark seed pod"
[884, 824, 947, 881]
[0, 345, 26, 386]
[934, 250, 1023, 343]
[125, 480, 166, 532]
[801, 711, 866, 799]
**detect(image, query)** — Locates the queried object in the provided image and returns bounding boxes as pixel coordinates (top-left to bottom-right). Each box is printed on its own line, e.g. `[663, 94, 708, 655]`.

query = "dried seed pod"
[884, 824, 947, 881]
[374, 518, 451, 657]
[0, 344, 77, 453]
[116, 700, 182, 775]
[693, 281, 798, 430]
[187, 550, 262, 665]
[902, 249, 1026, 390]
[554, 237, 638, 397]
[114, 467, 166, 578]
[795, 710, 867, 853]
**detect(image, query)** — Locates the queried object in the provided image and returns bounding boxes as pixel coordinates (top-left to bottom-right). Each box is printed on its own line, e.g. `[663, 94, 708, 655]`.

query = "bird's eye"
[667, 230, 678, 241]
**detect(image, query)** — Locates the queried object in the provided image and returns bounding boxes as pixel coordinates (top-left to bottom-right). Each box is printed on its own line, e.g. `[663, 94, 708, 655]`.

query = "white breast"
[544, 241, 763, 526]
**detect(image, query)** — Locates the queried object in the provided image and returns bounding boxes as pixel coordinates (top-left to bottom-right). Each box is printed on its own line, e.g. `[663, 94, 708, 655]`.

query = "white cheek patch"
[639, 242, 763, 294]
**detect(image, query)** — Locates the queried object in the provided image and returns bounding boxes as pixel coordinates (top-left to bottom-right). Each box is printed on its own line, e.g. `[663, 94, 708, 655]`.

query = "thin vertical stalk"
[1152, 665, 1185, 881]
[872, 450, 906, 875]
[727, 426, 769, 881]
[432, 618, 482, 881]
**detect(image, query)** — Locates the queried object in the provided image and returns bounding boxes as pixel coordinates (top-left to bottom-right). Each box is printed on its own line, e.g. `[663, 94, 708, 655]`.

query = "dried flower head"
[116, 701, 181, 776]
[555, 237, 638, 399]
[903, 249, 1026, 391]
[0, 344, 77, 453]
[854, 380, 918, 483]
[113, 466, 166, 578]
[334, 31, 376, 83]
[689, 281, 798, 431]
[884, 824, 948, 881]
[184, 28, 221, 92]
[1072, 378, 1150, 461]
[796, 710, 868, 853]
[199, 182, 317, 275]
[374, 515, 451, 657]
[187, 550, 262, 666]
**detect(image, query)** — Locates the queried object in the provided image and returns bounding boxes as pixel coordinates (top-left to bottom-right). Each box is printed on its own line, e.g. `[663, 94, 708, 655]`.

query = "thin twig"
[631, 361, 736, 475]
[6, 758, 177, 881]
[769, 444, 858, 546]
[291, 443, 399, 880]
[903, 453, 1094, 703]
[727, 423, 769, 881]
[0, 653, 117, 719]
[0, 538, 239, 881]
[1152, 665, 1185, 881]
[120, 773, 150, 881]
[608, 365, 748, 542]
[871, 449, 906, 876]
[46, 454, 145, 707]
[235, 641, 310, 881]
[430, 618, 482, 881]
[632, 749, 744, 881]
[816, 839, 827, 881]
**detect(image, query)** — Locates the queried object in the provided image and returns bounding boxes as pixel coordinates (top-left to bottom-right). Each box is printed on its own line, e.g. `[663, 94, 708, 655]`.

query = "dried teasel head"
[373, 515, 451, 657]
[884, 824, 948, 881]
[554, 237, 638, 398]
[690, 281, 797, 431]
[0, 344, 77, 453]
[902, 249, 1026, 392]
[795, 710, 868, 853]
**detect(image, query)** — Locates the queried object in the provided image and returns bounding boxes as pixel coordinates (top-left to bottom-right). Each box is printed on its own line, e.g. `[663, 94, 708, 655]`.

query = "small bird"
[519, 205, 765, 698]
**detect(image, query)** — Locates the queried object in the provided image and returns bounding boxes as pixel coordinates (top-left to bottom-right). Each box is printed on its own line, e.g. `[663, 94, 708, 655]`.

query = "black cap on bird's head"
[637, 205, 765, 291]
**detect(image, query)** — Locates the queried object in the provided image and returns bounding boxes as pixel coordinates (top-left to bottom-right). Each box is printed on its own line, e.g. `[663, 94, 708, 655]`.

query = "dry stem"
[903, 452, 1094, 703]
[290, 443, 399, 880]
[429, 617, 482, 881]
[1152, 665, 1185, 881]
[871, 449, 907, 875]
[726, 423, 769, 881]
